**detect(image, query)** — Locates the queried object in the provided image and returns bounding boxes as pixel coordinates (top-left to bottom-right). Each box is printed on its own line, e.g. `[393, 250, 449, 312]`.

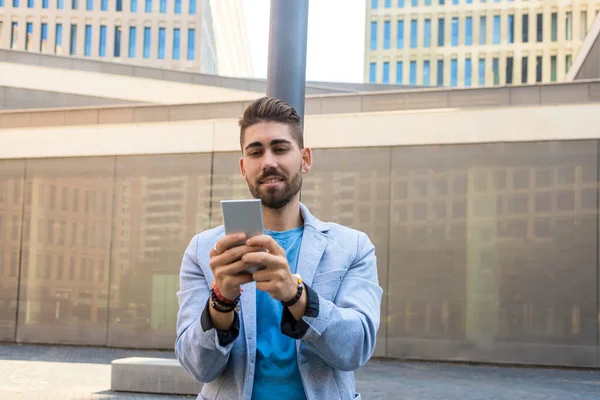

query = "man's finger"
[218, 259, 258, 277]
[226, 272, 255, 288]
[210, 245, 263, 270]
[241, 251, 283, 268]
[211, 233, 247, 256]
[245, 235, 284, 256]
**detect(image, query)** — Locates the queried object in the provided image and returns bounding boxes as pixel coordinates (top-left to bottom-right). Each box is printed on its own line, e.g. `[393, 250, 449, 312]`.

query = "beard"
[247, 165, 303, 210]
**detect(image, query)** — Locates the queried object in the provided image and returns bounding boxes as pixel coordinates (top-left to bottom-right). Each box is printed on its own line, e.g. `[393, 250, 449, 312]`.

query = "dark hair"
[238, 97, 303, 150]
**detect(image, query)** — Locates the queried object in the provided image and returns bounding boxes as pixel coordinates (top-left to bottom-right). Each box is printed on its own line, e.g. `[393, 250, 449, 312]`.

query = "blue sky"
[242, 0, 367, 83]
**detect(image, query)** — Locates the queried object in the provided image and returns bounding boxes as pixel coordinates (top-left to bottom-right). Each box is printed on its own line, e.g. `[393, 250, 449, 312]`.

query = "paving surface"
[1, 343, 600, 399]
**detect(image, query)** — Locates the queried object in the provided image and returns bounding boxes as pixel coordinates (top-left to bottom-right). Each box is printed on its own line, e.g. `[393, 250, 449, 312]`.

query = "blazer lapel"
[297, 226, 328, 287]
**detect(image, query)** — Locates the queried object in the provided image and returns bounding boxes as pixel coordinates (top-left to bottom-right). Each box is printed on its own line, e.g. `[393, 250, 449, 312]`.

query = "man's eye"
[275, 147, 288, 153]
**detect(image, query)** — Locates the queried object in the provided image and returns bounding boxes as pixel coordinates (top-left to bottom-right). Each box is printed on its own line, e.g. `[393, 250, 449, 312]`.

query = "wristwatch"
[281, 273, 303, 308]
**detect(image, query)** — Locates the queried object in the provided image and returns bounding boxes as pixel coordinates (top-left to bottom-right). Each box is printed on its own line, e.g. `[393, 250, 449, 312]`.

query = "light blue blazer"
[175, 203, 383, 400]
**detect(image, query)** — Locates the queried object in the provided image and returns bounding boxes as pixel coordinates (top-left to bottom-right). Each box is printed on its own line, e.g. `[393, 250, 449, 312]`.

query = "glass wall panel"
[210, 152, 251, 227]
[305, 148, 391, 357]
[17, 158, 115, 345]
[107, 154, 212, 348]
[0, 160, 25, 342]
[388, 141, 598, 366]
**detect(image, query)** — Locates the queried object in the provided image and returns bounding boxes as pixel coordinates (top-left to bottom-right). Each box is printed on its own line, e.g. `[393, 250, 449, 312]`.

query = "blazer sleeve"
[174, 234, 236, 383]
[298, 231, 383, 372]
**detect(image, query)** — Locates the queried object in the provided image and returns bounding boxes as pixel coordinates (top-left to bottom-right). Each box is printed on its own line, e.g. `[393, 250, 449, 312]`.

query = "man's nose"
[261, 151, 277, 170]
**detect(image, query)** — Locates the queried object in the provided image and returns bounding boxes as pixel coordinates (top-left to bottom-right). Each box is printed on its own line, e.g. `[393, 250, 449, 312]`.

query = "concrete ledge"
[111, 357, 203, 395]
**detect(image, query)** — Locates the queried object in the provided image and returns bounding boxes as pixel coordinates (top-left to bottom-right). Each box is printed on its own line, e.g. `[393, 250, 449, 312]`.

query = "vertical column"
[266, 0, 309, 124]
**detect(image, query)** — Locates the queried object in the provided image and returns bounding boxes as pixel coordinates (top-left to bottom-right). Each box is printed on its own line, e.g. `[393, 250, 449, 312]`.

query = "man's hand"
[242, 235, 298, 301]
[208, 233, 262, 330]
[209, 233, 262, 300]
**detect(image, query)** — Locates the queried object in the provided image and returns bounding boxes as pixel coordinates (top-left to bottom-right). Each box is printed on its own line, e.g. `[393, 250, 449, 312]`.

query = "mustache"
[257, 168, 287, 182]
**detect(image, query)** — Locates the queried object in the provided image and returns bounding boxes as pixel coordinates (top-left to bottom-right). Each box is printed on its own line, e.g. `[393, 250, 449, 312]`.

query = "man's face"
[239, 121, 311, 209]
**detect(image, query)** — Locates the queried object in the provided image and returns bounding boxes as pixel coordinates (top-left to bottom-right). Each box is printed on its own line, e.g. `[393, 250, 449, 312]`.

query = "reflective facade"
[1, 141, 599, 367]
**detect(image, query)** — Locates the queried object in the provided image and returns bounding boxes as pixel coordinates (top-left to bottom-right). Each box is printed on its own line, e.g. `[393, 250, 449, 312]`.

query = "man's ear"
[301, 147, 312, 174]
[239, 156, 248, 181]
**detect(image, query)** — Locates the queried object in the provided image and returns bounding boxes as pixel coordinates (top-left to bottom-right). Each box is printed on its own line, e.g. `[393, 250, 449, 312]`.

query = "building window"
[84, 25, 92, 56]
[189, 0, 195, 14]
[131, 0, 136, 11]
[550, 55, 557, 82]
[385, 0, 391, 7]
[506, 56, 513, 84]
[370, 22, 377, 50]
[437, 59, 443, 85]
[369, 62, 376, 83]
[55, 23, 63, 54]
[410, 19, 417, 48]
[101, 0, 106, 10]
[116, 0, 122, 10]
[40, 23, 48, 52]
[69, 24, 77, 55]
[158, 27, 165, 59]
[551, 12, 557, 42]
[398, 0, 404, 7]
[143, 27, 151, 58]
[451, 17, 458, 46]
[384, 21, 391, 49]
[581, 11, 588, 39]
[450, 58, 457, 86]
[27, 0, 33, 7]
[465, 16, 472, 45]
[493, 15, 500, 44]
[187, 28, 195, 60]
[493, 57, 499, 85]
[397, 20, 404, 49]
[465, 58, 471, 86]
[10, 22, 18, 50]
[424, 19, 431, 48]
[383, 61, 390, 83]
[57, 0, 64, 9]
[25, 23, 33, 50]
[174, 0, 180, 13]
[410, 61, 417, 85]
[566, 54, 572, 73]
[438, 18, 444, 46]
[396, 61, 403, 84]
[86, 0, 92, 10]
[12, 0, 18, 6]
[536, 13, 543, 42]
[479, 16, 486, 44]
[114, 26, 121, 57]
[479, 58, 485, 85]
[411, 0, 417, 6]
[508, 15, 514, 43]
[423, 60, 430, 85]
[43, 0, 49, 8]
[160, 0, 165, 12]
[71, 0, 77, 9]
[99, 25, 106, 56]
[565, 12, 573, 40]
[173, 28, 180, 60]
[128, 26, 136, 58]
[536, 56, 542, 82]
[145, 0, 150, 12]
[521, 56, 528, 83]
[522, 14, 528, 42]
[371, 0, 377, 8]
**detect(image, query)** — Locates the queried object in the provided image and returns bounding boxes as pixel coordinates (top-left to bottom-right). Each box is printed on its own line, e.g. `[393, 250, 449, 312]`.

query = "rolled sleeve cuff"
[280, 283, 319, 339]
[200, 298, 240, 347]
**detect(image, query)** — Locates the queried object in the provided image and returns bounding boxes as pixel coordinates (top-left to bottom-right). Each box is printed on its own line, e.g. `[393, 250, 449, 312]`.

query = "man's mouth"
[260, 176, 284, 184]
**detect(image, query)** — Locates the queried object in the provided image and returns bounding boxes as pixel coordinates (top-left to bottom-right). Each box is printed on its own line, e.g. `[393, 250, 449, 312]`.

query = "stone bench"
[111, 357, 203, 395]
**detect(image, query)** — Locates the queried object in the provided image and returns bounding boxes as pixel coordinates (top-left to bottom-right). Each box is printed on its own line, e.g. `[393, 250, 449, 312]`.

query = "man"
[175, 97, 382, 400]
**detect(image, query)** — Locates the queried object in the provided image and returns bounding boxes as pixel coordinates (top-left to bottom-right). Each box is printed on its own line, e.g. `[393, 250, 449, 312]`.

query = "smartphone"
[220, 199, 266, 274]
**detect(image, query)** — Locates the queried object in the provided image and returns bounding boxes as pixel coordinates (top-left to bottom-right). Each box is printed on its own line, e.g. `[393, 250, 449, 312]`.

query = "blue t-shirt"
[251, 226, 306, 400]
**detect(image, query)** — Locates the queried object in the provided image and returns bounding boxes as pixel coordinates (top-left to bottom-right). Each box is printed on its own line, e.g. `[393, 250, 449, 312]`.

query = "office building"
[365, 0, 600, 87]
[0, 0, 253, 76]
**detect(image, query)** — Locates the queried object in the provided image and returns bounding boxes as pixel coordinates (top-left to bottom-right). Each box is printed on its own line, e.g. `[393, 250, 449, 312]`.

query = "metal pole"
[266, 0, 309, 125]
